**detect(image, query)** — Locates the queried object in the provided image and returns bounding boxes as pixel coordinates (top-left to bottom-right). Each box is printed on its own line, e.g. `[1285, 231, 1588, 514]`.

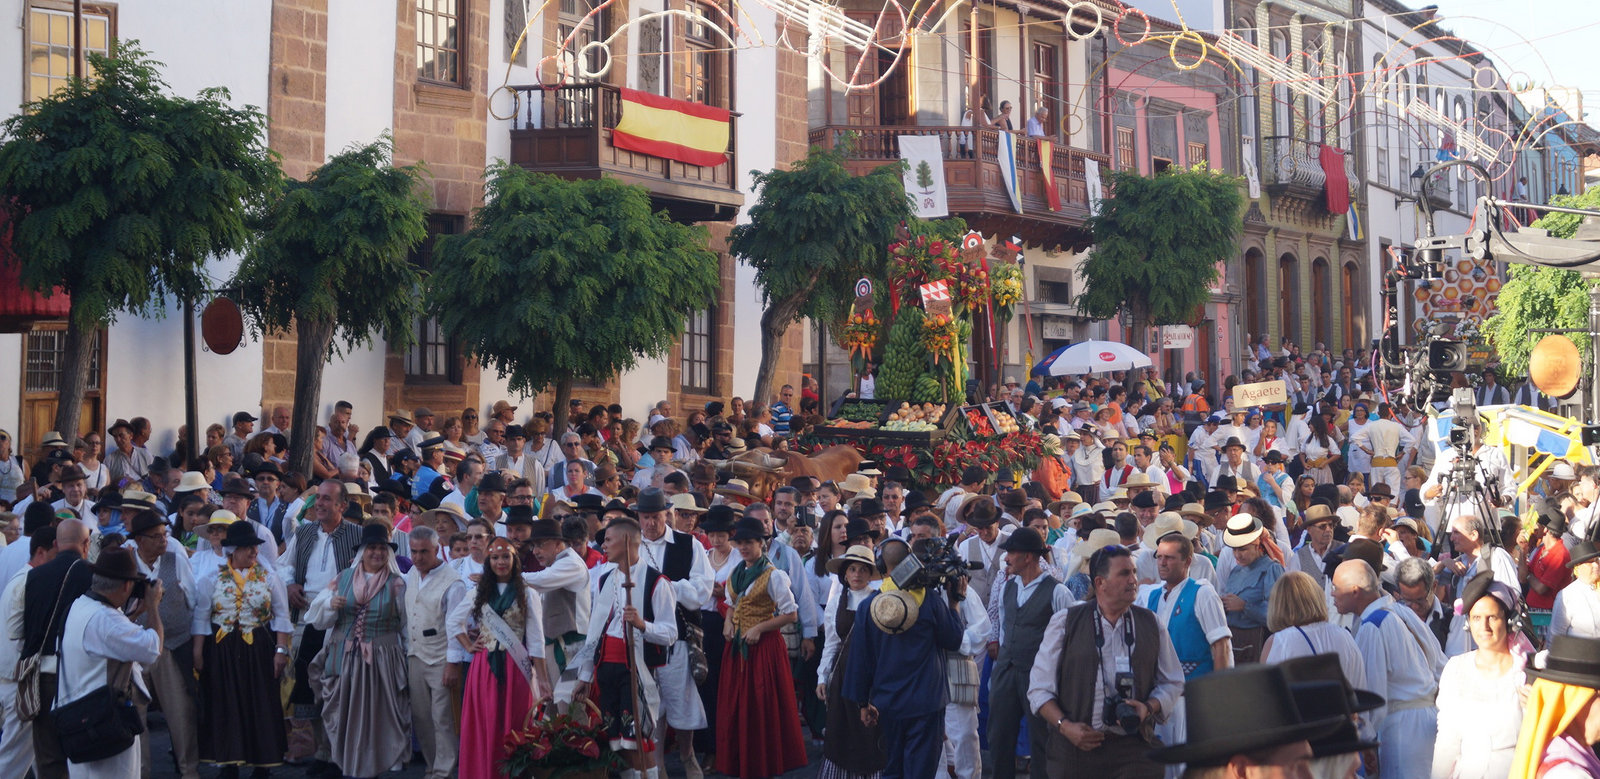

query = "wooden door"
[878, 48, 910, 126]
[1198, 320, 1215, 388]
[20, 324, 105, 462]
[843, 22, 879, 127]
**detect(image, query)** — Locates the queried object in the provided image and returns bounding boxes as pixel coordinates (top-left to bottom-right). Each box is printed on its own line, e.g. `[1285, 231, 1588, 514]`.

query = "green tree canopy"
[1076, 166, 1243, 351]
[728, 139, 912, 405]
[231, 138, 429, 476]
[0, 43, 281, 439]
[426, 163, 720, 432]
[1482, 186, 1600, 378]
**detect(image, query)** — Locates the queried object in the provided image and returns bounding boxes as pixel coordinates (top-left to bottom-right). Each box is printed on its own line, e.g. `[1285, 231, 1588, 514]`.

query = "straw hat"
[1223, 514, 1265, 548]
[1141, 512, 1198, 548]
[175, 472, 211, 493]
[1123, 473, 1160, 489]
[1178, 502, 1210, 523]
[715, 479, 758, 501]
[669, 493, 706, 514]
[840, 473, 875, 495]
[826, 544, 877, 575]
[204, 509, 239, 529]
[1068, 528, 1122, 575]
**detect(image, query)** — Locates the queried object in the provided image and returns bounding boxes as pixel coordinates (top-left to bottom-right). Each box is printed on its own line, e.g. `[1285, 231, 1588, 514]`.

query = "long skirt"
[716, 630, 808, 778]
[198, 627, 288, 767]
[312, 632, 412, 779]
[460, 650, 537, 779]
[822, 632, 884, 779]
[693, 611, 727, 755]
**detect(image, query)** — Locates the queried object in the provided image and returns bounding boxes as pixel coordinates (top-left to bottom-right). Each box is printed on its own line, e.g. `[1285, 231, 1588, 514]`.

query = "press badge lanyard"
[1093, 608, 1136, 691]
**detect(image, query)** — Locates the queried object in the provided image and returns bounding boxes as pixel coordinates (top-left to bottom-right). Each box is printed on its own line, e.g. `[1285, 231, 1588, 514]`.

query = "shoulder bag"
[53, 656, 145, 763]
[15, 560, 79, 723]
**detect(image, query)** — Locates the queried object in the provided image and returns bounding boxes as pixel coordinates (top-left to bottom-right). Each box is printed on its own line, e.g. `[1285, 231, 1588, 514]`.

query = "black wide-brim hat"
[1527, 635, 1600, 689]
[526, 519, 563, 543]
[1146, 665, 1344, 767]
[998, 528, 1049, 555]
[222, 521, 265, 549]
[843, 516, 880, 542]
[357, 522, 397, 551]
[1277, 653, 1384, 713]
[729, 517, 769, 543]
[1289, 681, 1379, 757]
[1570, 540, 1600, 568]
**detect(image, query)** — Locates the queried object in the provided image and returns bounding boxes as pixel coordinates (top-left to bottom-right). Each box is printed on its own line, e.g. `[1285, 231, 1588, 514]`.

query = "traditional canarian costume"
[307, 565, 412, 779]
[716, 557, 808, 778]
[191, 560, 292, 768]
[1140, 578, 1231, 779]
[449, 578, 546, 779]
[818, 578, 884, 779]
[1352, 594, 1445, 779]
[573, 559, 678, 752]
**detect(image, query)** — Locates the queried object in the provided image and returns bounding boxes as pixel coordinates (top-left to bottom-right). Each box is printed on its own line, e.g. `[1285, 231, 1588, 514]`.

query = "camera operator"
[1029, 545, 1182, 779]
[841, 541, 967, 779]
[1418, 415, 1514, 528]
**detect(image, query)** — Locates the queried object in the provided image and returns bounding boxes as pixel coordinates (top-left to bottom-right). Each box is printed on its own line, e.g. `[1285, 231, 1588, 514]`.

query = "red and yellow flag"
[1039, 140, 1061, 212]
[612, 88, 731, 167]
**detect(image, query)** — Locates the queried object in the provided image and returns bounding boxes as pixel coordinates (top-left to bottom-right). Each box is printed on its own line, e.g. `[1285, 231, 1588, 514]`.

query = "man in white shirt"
[128, 510, 201, 779]
[1187, 416, 1222, 484]
[1351, 403, 1414, 491]
[478, 419, 510, 463]
[50, 465, 95, 521]
[403, 526, 468, 779]
[57, 549, 164, 776]
[1139, 533, 1231, 777]
[1070, 429, 1106, 504]
[406, 407, 437, 452]
[986, 529, 1075, 779]
[634, 489, 712, 747]
[1333, 559, 1444, 779]
[0, 527, 54, 778]
[523, 517, 593, 705]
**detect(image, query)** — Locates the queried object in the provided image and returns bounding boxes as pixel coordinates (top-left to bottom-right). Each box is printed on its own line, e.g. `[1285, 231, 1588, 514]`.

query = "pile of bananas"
[878, 306, 924, 400]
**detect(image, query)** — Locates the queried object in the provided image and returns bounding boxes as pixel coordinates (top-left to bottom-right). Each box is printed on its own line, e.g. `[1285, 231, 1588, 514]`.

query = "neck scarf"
[485, 579, 520, 683]
[730, 555, 770, 598]
[1511, 678, 1598, 779]
[347, 564, 391, 664]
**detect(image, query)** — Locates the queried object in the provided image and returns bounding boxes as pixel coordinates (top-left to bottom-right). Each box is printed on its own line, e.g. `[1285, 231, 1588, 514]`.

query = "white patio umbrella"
[1033, 340, 1153, 376]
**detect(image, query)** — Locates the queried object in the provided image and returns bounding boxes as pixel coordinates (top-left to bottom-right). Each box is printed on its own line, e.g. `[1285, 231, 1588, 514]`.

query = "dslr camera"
[1103, 672, 1141, 733]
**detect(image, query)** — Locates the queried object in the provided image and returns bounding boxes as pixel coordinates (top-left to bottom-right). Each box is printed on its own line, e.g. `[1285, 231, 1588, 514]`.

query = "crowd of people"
[0, 351, 1593, 779]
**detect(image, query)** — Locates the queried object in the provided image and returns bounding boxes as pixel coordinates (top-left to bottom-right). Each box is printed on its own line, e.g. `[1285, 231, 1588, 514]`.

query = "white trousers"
[1155, 696, 1187, 779]
[940, 703, 979, 779]
[1370, 466, 1402, 492]
[1378, 706, 1436, 779]
[406, 657, 458, 779]
[67, 744, 139, 779]
[0, 679, 32, 779]
[652, 641, 707, 731]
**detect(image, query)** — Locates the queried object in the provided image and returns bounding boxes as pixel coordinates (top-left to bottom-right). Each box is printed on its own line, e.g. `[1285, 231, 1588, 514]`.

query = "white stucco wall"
[325, 0, 396, 157]
[730, 2, 779, 400]
[0, 334, 19, 438]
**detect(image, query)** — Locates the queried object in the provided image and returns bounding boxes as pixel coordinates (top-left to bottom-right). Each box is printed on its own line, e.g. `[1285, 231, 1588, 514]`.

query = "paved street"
[144, 713, 831, 779]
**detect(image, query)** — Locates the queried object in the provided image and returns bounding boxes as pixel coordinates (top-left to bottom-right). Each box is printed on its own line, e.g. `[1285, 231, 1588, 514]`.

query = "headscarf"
[1510, 678, 1597, 779]
[345, 543, 396, 663]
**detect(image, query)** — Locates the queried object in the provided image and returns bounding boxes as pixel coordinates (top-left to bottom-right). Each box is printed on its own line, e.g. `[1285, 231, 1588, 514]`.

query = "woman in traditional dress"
[716, 517, 808, 778]
[307, 523, 411, 779]
[815, 544, 884, 779]
[695, 506, 740, 768]
[450, 537, 550, 779]
[1434, 572, 1527, 779]
[1301, 416, 1341, 485]
[191, 521, 292, 778]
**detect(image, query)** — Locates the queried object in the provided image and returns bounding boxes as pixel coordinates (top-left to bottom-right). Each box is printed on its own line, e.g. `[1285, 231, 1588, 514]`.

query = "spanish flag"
[612, 88, 731, 168]
[1039, 140, 1061, 211]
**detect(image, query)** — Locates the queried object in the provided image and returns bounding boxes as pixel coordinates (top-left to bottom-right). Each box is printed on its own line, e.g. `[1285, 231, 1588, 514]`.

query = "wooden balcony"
[507, 84, 743, 223]
[807, 125, 1112, 250]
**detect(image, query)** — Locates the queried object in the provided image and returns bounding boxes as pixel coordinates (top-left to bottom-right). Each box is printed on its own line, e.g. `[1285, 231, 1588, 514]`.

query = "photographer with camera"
[1418, 404, 1515, 530]
[842, 539, 968, 779]
[1028, 546, 1183, 779]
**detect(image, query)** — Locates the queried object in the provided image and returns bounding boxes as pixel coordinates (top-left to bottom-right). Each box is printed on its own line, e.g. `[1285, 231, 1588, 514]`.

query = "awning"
[0, 214, 68, 333]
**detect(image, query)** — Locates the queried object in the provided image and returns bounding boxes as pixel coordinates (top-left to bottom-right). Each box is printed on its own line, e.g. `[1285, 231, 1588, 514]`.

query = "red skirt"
[459, 650, 536, 779]
[715, 629, 809, 779]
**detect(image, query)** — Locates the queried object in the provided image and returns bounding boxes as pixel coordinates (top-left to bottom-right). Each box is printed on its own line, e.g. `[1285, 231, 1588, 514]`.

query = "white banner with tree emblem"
[898, 135, 949, 218]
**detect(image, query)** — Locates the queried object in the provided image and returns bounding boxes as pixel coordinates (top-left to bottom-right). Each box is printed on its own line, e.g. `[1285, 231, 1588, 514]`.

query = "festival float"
[805, 230, 1044, 489]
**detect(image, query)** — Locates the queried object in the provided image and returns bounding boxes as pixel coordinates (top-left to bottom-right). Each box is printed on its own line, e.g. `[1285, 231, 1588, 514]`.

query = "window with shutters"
[1116, 127, 1136, 170]
[405, 215, 465, 384]
[681, 307, 713, 394]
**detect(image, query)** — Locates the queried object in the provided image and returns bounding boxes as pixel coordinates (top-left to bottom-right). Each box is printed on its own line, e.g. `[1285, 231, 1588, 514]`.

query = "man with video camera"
[842, 538, 968, 779]
[1028, 545, 1183, 778]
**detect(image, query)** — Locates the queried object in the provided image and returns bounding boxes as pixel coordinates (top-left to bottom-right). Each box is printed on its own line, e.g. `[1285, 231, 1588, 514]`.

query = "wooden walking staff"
[621, 559, 655, 757]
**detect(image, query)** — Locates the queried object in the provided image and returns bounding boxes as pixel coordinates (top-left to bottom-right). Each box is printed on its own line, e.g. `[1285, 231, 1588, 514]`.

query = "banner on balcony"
[1319, 145, 1350, 215]
[997, 131, 1023, 214]
[1084, 157, 1103, 216]
[897, 135, 948, 218]
[1038, 140, 1061, 211]
[1242, 139, 1261, 199]
[612, 88, 731, 167]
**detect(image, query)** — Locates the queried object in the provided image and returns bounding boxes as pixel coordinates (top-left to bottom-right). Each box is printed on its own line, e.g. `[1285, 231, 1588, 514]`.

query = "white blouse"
[1432, 651, 1525, 779]
[818, 579, 879, 688]
[446, 582, 547, 659]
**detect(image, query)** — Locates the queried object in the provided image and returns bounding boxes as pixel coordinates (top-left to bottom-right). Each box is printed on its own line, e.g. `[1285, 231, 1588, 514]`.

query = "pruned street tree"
[0, 44, 280, 441]
[729, 140, 912, 405]
[1076, 166, 1243, 353]
[231, 139, 430, 478]
[426, 163, 720, 434]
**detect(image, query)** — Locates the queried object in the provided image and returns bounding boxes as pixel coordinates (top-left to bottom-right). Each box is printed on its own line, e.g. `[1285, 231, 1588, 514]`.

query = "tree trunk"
[551, 377, 574, 438]
[286, 316, 334, 479]
[753, 291, 808, 410]
[51, 305, 96, 442]
[1129, 296, 1152, 374]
